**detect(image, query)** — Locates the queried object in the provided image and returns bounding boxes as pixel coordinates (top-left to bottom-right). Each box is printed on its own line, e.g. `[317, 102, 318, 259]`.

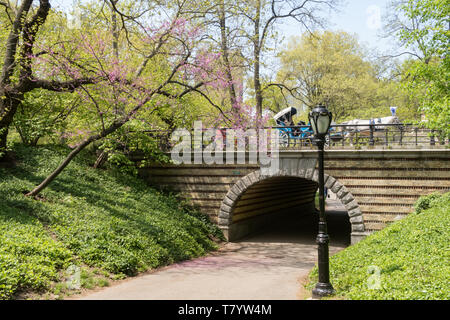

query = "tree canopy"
[0, 0, 447, 196]
[275, 30, 413, 122]
[383, 0, 449, 134]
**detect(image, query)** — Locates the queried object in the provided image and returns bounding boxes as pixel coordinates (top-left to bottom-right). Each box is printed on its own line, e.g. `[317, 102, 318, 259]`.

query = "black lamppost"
[309, 105, 335, 298]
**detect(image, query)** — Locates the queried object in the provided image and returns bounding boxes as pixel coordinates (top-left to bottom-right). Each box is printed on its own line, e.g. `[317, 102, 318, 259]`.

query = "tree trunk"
[218, 0, 237, 108]
[25, 138, 93, 197]
[93, 150, 108, 169]
[253, 0, 263, 122]
[1, 0, 33, 83]
[254, 55, 262, 121]
[0, 94, 21, 159]
[111, 0, 119, 59]
[31, 136, 41, 147]
[26, 116, 129, 197]
[0, 0, 50, 159]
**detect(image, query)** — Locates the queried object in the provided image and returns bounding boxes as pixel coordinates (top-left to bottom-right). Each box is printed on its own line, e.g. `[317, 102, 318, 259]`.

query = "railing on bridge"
[274, 123, 449, 150]
[141, 124, 449, 153]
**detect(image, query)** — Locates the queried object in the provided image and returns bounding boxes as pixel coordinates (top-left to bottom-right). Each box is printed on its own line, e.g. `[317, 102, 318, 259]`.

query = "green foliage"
[413, 192, 445, 214]
[0, 207, 73, 299]
[397, 0, 449, 58]
[308, 192, 450, 300]
[96, 120, 172, 175]
[13, 90, 78, 146]
[0, 144, 222, 299]
[276, 31, 412, 122]
[2, 0, 222, 162]
[394, 0, 450, 134]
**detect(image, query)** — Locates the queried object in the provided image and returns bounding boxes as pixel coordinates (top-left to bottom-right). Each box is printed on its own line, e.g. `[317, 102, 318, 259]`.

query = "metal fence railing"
[274, 124, 449, 150]
[138, 124, 449, 153]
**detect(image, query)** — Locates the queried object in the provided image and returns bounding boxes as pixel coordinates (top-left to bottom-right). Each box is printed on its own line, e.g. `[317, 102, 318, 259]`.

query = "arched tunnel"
[222, 175, 352, 247]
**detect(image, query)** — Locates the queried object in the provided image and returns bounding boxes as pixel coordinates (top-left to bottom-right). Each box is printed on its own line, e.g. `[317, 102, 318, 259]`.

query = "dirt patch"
[296, 273, 312, 300]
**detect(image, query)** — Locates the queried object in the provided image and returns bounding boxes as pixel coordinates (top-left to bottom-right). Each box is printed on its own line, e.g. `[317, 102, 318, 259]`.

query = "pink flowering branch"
[25, 17, 203, 196]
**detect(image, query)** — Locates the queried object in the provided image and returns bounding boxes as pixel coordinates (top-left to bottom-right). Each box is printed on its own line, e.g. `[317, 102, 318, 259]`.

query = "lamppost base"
[312, 282, 335, 298]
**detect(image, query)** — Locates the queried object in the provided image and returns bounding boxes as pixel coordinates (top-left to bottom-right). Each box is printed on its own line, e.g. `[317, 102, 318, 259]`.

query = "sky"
[280, 0, 395, 55]
[54, 0, 395, 54]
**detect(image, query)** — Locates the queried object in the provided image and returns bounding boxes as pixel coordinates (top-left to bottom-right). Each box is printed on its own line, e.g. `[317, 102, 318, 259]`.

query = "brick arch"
[218, 169, 365, 241]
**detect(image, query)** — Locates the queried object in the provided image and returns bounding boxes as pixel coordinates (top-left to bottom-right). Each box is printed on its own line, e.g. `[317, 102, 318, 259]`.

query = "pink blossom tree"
[0, 0, 227, 196]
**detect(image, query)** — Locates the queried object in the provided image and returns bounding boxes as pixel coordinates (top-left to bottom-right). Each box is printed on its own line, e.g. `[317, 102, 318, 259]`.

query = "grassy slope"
[308, 192, 450, 300]
[0, 144, 222, 299]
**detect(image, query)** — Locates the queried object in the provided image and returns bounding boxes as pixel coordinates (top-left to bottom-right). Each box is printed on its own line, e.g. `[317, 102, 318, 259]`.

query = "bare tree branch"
[379, 51, 423, 60]
[0, 1, 13, 24]
[28, 77, 99, 92]
[20, 0, 51, 80]
[158, 80, 230, 121]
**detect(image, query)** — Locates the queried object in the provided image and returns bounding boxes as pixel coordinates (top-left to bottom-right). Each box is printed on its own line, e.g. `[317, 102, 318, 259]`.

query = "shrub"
[414, 192, 446, 214]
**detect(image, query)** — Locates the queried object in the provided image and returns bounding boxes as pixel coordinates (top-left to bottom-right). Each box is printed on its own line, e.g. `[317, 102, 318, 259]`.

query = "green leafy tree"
[277, 31, 392, 122]
[13, 89, 79, 146]
[0, 0, 227, 197]
[178, 0, 341, 123]
[384, 0, 449, 134]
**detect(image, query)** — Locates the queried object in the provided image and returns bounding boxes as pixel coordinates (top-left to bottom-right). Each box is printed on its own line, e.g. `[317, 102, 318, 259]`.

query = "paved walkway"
[75, 201, 349, 300]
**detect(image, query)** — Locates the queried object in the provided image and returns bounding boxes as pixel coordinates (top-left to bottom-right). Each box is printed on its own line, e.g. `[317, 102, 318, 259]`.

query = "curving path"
[75, 200, 350, 300]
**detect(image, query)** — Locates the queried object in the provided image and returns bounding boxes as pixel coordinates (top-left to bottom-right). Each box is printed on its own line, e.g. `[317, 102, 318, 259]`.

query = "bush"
[414, 192, 446, 214]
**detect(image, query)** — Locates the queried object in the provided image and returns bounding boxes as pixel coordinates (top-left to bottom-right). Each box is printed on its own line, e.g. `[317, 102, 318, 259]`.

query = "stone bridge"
[138, 149, 450, 244]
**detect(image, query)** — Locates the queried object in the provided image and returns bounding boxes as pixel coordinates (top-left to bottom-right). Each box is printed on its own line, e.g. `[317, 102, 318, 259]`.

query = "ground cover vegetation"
[307, 192, 450, 300]
[0, 144, 223, 299]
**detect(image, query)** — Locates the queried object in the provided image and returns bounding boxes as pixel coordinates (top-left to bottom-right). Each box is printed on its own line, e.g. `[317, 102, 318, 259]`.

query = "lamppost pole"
[309, 105, 335, 298]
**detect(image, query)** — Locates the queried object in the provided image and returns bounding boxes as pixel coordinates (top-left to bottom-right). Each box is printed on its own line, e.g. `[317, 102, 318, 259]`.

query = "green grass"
[0, 144, 223, 299]
[308, 192, 450, 300]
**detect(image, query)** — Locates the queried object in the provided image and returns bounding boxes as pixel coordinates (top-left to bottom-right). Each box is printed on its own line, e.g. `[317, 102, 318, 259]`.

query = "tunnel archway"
[218, 169, 365, 244]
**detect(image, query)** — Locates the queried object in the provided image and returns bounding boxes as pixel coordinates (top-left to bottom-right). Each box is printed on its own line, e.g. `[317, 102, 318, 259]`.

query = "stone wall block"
[341, 192, 354, 205]
[351, 223, 365, 232]
[311, 170, 319, 182]
[247, 171, 260, 185]
[236, 179, 247, 193]
[348, 207, 362, 218]
[242, 175, 252, 188]
[324, 176, 336, 189]
[218, 217, 229, 226]
[350, 215, 364, 224]
[336, 186, 349, 199]
[305, 168, 315, 180]
[230, 184, 243, 196]
[297, 167, 306, 178]
[226, 190, 239, 201]
[346, 200, 359, 211]
[220, 203, 232, 213]
[223, 196, 234, 207]
[331, 181, 343, 194]
[218, 210, 229, 219]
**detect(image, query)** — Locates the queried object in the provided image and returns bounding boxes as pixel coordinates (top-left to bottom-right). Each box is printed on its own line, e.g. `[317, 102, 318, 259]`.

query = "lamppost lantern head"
[309, 105, 333, 137]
